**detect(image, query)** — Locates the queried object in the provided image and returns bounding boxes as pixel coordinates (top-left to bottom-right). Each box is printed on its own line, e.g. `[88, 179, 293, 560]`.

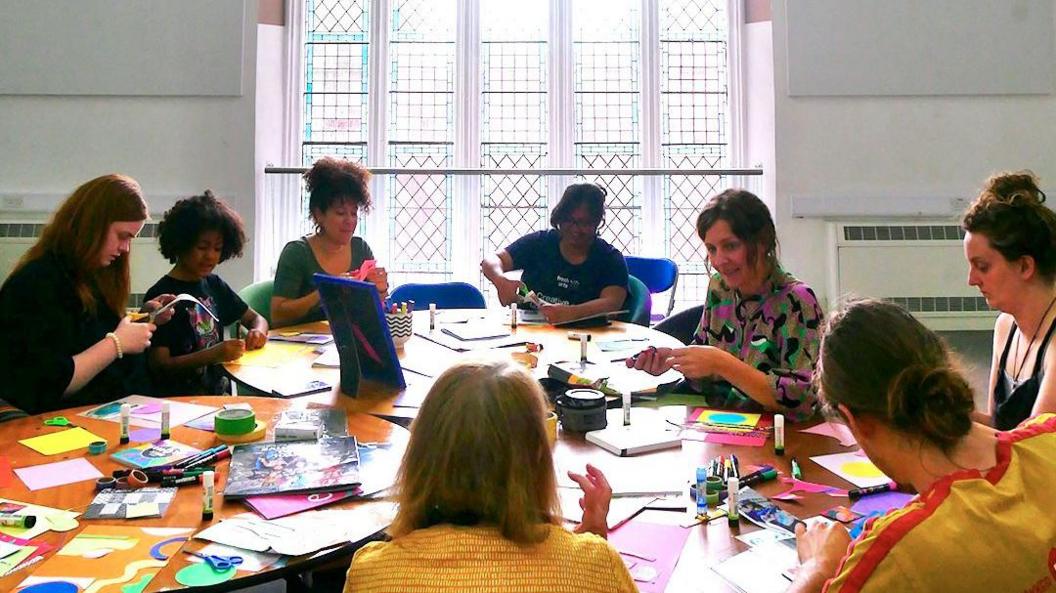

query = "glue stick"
[579, 334, 588, 363]
[622, 391, 631, 426]
[202, 470, 215, 521]
[774, 414, 785, 456]
[429, 303, 436, 331]
[510, 303, 518, 328]
[161, 401, 171, 440]
[119, 403, 131, 444]
[695, 468, 707, 515]
[727, 477, 739, 526]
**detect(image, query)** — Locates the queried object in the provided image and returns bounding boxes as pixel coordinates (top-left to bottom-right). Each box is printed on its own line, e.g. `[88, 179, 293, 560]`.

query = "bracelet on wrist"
[106, 332, 123, 359]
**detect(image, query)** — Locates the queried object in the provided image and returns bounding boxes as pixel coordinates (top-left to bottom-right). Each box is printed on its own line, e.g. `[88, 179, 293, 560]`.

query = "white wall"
[743, 19, 776, 213]
[255, 22, 288, 280]
[0, 2, 260, 292]
[772, 0, 1056, 309]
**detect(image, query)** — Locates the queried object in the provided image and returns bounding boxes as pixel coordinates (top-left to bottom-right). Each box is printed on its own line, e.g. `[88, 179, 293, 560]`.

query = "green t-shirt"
[273, 236, 374, 325]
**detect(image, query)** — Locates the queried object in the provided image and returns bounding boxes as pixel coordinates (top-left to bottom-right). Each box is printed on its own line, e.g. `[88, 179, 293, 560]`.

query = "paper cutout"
[119, 575, 153, 593]
[16, 525, 191, 593]
[712, 540, 797, 593]
[810, 451, 892, 489]
[608, 520, 691, 593]
[85, 488, 176, 520]
[149, 293, 218, 322]
[690, 408, 762, 428]
[771, 477, 849, 501]
[45, 515, 79, 532]
[850, 491, 915, 515]
[800, 421, 857, 447]
[230, 342, 312, 368]
[127, 428, 161, 443]
[79, 396, 217, 430]
[124, 503, 160, 519]
[703, 431, 767, 447]
[19, 428, 104, 456]
[0, 500, 79, 541]
[174, 563, 236, 587]
[18, 583, 79, 593]
[148, 537, 188, 561]
[244, 489, 362, 520]
[15, 458, 103, 491]
[195, 506, 398, 556]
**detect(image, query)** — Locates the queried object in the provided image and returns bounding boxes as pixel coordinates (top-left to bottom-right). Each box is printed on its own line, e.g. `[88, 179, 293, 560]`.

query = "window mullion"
[366, 0, 391, 266]
[453, 0, 482, 283]
[640, 0, 663, 257]
[547, 0, 573, 211]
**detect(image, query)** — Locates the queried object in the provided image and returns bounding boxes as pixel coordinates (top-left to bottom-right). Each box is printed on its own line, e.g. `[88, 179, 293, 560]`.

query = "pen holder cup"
[386, 311, 413, 349]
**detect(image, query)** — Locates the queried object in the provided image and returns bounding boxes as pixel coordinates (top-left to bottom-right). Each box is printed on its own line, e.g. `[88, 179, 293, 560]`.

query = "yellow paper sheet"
[229, 343, 311, 368]
[18, 427, 104, 455]
[125, 503, 160, 519]
[0, 499, 80, 540]
[0, 546, 33, 577]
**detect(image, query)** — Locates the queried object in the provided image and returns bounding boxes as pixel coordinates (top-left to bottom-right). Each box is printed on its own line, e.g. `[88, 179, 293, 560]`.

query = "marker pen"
[695, 467, 707, 515]
[791, 457, 802, 480]
[429, 303, 436, 331]
[727, 477, 739, 526]
[160, 402, 171, 440]
[0, 515, 36, 528]
[119, 403, 131, 444]
[202, 470, 215, 521]
[848, 481, 897, 500]
[717, 467, 778, 501]
[774, 414, 785, 456]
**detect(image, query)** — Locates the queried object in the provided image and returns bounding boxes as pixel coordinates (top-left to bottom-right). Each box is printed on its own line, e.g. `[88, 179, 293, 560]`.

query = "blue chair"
[389, 282, 486, 310]
[618, 275, 652, 326]
[625, 256, 680, 318]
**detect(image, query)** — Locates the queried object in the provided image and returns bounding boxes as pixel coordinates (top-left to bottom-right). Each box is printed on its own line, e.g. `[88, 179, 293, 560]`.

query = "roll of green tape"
[705, 476, 723, 494]
[214, 409, 256, 436]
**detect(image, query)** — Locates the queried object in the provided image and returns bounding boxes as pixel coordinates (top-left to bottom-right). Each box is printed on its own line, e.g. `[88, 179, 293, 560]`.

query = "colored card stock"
[14, 458, 103, 491]
[19, 428, 104, 456]
[810, 451, 891, 489]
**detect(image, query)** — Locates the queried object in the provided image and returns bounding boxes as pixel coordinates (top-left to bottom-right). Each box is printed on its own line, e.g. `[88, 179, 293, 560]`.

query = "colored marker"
[791, 457, 802, 480]
[730, 454, 740, 479]
[119, 403, 131, 444]
[0, 515, 36, 528]
[695, 467, 707, 515]
[160, 402, 171, 440]
[848, 481, 897, 500]
[774, 414, 785, 456]
[718, 466, 778, 501]
[202, 470, 215, 521]
[727, 477, 739, 526]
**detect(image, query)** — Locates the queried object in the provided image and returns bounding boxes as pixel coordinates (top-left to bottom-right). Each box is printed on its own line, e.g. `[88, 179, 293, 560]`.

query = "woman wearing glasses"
[481, 183, 628, 325]
[628, 189, 824, 420]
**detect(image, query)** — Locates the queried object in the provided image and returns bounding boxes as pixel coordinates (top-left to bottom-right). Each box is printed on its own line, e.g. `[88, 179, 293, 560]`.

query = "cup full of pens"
[386, 301, 414, 348]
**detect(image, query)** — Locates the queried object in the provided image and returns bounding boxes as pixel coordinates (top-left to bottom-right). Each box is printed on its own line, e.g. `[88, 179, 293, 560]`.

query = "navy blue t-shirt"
[506, 230, 628, 305]
[144, 274, 248, 395]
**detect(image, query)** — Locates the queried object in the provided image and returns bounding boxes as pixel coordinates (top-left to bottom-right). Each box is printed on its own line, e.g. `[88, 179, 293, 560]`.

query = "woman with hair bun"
[788, 299, 1056, 593]
[962, 170, 1056, 429]
[271, 157, 389, 327]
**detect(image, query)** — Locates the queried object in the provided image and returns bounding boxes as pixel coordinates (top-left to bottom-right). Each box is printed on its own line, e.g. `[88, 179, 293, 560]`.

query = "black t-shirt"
[144, 274, 248, 395]
[0, 253, 149, 414]
[505, 229, 628, 305]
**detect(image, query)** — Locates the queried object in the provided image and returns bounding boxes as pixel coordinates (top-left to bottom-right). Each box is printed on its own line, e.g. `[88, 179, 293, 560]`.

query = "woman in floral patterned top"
[629, 189, 823, 420]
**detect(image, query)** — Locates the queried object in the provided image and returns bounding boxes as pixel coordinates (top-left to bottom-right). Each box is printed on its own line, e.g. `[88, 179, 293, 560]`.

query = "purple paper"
[131, 403, 162, 416]
[244, 489, 361, 520]
[15, 458, 103, 491]
[608, 519, 691, 593]
[850, 491, 915, 515]
[128, 427, 162, 442]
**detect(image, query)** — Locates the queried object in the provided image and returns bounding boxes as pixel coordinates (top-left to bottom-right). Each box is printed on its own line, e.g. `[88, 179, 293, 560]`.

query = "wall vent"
[886, 296, 991, 313]
[843, 225, 964, 241]
[0, 222, 159, 238]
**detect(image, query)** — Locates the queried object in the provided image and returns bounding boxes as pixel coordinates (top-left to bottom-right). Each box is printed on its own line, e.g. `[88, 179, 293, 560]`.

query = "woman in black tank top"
[962, 170, 1056, 429]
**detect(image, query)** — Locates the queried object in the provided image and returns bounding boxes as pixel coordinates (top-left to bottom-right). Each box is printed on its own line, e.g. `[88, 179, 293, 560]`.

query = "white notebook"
[585, 423, 682, 457]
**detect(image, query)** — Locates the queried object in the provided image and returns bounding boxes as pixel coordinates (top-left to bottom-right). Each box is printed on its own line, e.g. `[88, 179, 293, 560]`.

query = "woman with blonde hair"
[345, 360, 636, 593]
[0, 175, 174, 414]
[962, 170, 1056, 429]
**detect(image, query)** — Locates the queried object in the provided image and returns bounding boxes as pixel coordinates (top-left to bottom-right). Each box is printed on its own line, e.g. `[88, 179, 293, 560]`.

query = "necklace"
[1012, 293, 1056, 382]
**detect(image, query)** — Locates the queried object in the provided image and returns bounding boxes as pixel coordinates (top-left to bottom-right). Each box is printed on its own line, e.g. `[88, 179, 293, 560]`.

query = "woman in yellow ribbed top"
[344, 360, 636, 593]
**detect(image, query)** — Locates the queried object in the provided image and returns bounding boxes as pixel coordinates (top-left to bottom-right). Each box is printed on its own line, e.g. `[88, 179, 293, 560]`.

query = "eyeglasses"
[561, 217, 603, 231]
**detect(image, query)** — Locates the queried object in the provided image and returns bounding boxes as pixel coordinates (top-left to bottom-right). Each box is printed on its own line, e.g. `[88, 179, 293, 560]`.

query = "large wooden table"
[0, 396, 408, 592]
[224, 310, 688, 420]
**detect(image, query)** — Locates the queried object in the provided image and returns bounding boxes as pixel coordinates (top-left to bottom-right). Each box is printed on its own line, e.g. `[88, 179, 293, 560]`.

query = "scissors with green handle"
[44, 416, 77, 428]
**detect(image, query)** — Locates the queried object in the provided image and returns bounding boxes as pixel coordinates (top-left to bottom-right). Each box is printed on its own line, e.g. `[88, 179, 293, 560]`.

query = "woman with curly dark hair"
[962, 170, 1056, 429]
[271, 157, 388, 327]
[144, 190, 268, 395]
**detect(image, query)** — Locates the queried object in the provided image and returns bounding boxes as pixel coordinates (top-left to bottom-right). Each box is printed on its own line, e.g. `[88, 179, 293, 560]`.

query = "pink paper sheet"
[128, 427, 162, 442]
[703, 432, 767, 447]
[15, 458, 103, 491]
[771, 477, 848, 501]
[850, 491, 914, 515]
[608, 519, 691, 593]
[800, 422, 857, 447]
[131, 403, 163, 416]
[244, 489, 362, 520]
